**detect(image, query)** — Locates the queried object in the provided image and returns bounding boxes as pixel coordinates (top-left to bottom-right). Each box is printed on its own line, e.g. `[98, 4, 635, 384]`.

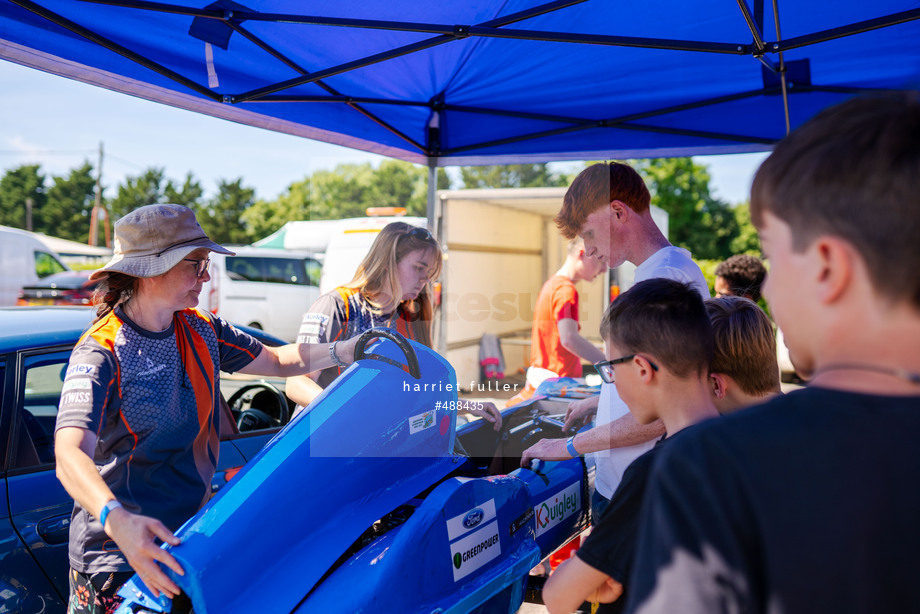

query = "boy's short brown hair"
[705, 296, 780, 396]
[600, 278, 712, 378]
[751, 93, 920, 308]
[555, 162, 651, 239]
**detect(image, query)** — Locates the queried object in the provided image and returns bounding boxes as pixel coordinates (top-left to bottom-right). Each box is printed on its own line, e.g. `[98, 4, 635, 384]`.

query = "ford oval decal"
[463, 508, 484, 530]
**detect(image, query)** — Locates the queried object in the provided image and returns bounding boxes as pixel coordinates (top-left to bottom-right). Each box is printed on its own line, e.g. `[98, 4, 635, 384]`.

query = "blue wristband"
[566, 435, 580, 458]
[99, 500, 123, 528]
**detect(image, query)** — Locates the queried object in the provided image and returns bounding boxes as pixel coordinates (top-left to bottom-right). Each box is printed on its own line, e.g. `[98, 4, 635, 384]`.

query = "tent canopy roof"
[2, 0, 919, 165]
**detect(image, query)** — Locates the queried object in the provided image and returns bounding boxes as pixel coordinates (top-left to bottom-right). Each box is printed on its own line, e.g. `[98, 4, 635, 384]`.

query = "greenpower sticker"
[448, 520, 501, 582]
[534, 482, 580, 538]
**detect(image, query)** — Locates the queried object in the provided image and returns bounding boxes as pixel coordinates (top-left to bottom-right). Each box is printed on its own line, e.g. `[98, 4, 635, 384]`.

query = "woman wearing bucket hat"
[53, 204, 359, 612]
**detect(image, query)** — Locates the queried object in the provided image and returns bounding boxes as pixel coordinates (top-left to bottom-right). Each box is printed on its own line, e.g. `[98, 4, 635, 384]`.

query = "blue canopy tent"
[2, 0, 919, 166]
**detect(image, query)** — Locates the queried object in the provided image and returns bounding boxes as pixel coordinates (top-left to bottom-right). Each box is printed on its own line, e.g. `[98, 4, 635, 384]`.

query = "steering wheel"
[354, 327, 421, 379]
[227, 382, 290, 431]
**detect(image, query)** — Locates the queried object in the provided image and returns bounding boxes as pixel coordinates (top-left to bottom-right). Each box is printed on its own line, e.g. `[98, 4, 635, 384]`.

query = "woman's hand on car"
[105, 507, 184, 599]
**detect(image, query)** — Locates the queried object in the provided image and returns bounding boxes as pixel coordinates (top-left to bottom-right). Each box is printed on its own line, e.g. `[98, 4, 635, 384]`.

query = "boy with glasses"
[543, 278, 719, 614]
[627, 94, 920, 614]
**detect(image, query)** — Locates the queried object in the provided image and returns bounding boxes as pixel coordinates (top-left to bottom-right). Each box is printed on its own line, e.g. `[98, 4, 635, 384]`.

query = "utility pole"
[89, 141, 111, 247]
[25, 197, 33, 231]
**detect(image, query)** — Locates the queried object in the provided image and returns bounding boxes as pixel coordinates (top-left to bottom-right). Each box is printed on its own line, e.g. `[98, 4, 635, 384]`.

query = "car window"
[34, 251, 68, 278]
[262, 257, 308, 285]
[11, 350, 70, 469]
[304, 257, 321, 286]
[226, 257, 261, 281]
[226, 256, 315, 286]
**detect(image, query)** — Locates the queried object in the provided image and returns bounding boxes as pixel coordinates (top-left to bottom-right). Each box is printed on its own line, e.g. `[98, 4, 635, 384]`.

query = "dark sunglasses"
[183, 257, 211, 279]
[594, 354, 659, 384]
[405, 227, 436, 243]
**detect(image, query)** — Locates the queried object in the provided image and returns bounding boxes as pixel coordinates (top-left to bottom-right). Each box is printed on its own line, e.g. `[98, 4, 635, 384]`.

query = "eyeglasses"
[594, 354, 659, 384]
[183, 257, 211, 279]
[405, 227, 436, 243]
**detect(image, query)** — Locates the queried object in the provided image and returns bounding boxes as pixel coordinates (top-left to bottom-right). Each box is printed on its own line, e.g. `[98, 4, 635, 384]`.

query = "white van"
[0, 225, 69, 306]
[199, 247, 322, 342]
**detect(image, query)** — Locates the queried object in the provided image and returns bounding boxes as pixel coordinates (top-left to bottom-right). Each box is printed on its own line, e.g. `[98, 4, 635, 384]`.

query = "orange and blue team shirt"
[297, 286, 416, 388]
[55, 306, 262, 574]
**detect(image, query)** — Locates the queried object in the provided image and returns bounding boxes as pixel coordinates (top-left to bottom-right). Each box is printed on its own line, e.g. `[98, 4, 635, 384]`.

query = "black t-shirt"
[626, 387, 920, 614]
[577, 436, 670, 614]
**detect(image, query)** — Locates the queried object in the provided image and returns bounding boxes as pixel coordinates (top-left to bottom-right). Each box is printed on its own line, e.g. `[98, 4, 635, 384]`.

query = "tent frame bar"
[10, 0, 221, 101]
[226, 21, 427, 153]
[78, 0, 920, 56]
[230, 0, 588, 102]
[14, 0, 920, 159]
[774, 8, 920, 52]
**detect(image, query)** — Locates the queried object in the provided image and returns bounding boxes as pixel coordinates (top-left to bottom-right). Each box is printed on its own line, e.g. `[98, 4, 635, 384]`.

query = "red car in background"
[17, 270, 98, 306]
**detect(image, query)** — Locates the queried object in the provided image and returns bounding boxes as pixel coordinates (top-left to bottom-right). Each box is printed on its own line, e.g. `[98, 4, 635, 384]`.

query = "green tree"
[459, 163, 567, 189]
[242, 178, 314, 241]
[110, 167, 166, 219]
[306, 161, 438, 220]
[0, 164, 46, 229]
[241, 161, 450, 240]
[635, 158, 739, 261]
[198, 178, 255, 244]
[729, 202, 761, 255]
[42, 162, 97, 242]
[367, 159, 427, 216]
[164, 172, 204, 209]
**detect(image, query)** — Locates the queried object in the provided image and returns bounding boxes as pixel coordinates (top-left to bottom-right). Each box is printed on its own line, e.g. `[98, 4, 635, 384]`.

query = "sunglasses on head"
[405, 227, 436, 243]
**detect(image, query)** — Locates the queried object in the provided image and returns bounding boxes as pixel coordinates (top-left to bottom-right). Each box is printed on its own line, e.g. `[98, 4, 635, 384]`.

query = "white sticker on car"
[534, 482, 580, 537]
[446, 499, 496, 541]
[449, 520, 501, 582]
[408, 409, 436, 434]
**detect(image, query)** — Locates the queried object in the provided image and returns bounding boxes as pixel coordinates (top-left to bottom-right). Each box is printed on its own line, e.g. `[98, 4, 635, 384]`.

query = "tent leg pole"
[427, 161, 447, 355]
[427, 162, 437, 235]
[773, 0, 791, 135]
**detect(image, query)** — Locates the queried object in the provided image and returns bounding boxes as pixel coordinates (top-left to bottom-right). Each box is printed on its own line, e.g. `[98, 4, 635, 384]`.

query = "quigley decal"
[534, 482, 580, 538]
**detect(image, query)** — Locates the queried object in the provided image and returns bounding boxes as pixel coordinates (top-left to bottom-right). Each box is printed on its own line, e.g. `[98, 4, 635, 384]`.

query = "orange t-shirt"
[530, 275, 581, 377]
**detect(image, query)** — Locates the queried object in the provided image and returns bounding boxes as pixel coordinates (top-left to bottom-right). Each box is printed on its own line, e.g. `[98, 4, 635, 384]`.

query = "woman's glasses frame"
[183, 257, 211, 279]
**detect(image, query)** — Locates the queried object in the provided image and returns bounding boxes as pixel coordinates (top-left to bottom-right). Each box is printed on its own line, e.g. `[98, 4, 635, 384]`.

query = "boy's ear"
[710, 373, 728, 399]
[634, 355, 657, 383]
[610, 200, 628, 222]
[813, 237, 854, 304]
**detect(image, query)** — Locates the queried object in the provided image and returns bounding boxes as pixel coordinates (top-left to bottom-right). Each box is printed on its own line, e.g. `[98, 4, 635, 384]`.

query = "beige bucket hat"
[90, 204, 234, 281]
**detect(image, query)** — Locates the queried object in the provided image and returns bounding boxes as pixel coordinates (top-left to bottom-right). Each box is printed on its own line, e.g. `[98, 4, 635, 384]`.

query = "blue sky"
[1, 59, 768, 205]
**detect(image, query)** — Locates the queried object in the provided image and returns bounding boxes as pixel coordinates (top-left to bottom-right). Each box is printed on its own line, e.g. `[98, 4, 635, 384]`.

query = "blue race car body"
[116, 331, 591, 614]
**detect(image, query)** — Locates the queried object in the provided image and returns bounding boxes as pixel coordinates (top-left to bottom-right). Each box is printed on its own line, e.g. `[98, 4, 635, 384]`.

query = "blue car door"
[5, 345, 279, 604]
[2, 347, 70, 611]
[5, 347, 76, 606]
